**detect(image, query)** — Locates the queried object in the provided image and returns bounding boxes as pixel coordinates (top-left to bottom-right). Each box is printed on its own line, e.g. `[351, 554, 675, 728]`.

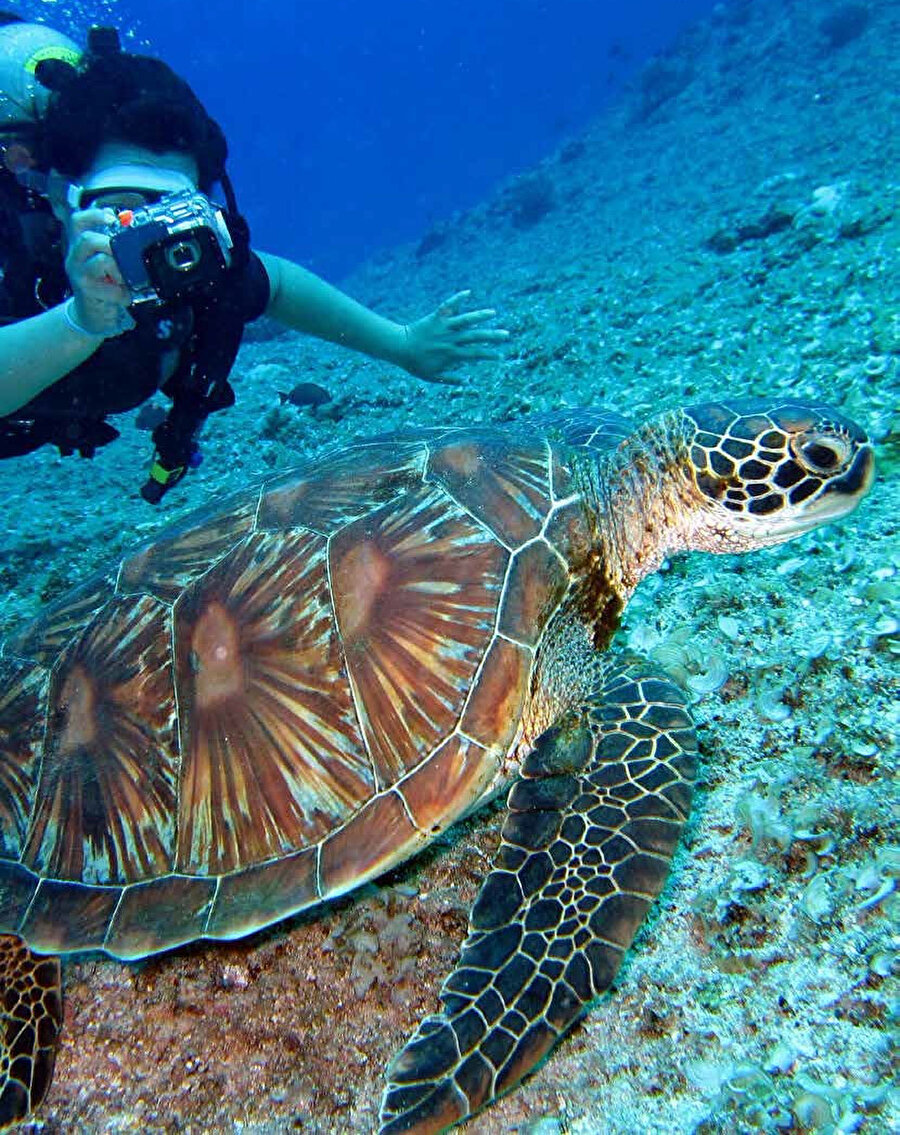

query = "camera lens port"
[166, 239, 202, 273]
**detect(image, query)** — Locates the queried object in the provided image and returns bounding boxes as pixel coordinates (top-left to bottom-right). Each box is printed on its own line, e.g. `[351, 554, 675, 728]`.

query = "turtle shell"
[0, 413, 630, 960]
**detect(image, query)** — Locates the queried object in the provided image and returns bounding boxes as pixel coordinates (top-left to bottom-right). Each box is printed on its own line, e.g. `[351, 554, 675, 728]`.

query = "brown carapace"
[0, 401, 873, 1131]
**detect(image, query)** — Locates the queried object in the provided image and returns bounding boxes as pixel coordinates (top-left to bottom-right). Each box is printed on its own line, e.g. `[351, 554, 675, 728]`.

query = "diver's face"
[49, 143, 201, 224]
[79, 143, 200, 209]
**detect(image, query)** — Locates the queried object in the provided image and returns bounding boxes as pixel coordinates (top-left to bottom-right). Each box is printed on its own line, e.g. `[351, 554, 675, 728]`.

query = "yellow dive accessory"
[0, 21, 81, 129]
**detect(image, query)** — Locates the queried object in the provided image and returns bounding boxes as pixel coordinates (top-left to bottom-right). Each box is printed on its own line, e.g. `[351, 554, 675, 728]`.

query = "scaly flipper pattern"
[380, 657, 698, 1133]
[0, 934, 62, 1129]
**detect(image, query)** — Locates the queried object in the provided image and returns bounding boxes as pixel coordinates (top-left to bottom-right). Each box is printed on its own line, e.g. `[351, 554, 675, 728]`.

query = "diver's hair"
[0, 12, 25, 26]
[41, 49, 227, 192]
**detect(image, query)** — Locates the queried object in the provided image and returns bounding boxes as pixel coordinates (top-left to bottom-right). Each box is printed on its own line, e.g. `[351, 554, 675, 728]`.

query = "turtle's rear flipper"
[380, 657, 697, 1134]
[0, 934, 62, 1129]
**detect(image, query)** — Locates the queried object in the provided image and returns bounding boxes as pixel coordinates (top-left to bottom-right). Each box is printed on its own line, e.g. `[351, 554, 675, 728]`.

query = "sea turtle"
[0, 397, 873, 1131]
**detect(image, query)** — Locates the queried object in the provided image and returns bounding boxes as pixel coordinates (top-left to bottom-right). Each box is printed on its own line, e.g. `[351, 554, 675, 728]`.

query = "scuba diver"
[0, 14, 509, 502]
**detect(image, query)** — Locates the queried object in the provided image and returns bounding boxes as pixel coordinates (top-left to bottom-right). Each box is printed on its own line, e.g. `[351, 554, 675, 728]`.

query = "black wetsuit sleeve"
[0, 254, 14, 321]
[0, 176, 19, 322]
[237, 250, 271, 324]
[0, 209, 24, 322]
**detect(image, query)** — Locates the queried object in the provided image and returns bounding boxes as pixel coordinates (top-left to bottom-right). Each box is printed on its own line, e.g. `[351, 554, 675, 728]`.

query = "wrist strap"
[62, 297, 108, 340]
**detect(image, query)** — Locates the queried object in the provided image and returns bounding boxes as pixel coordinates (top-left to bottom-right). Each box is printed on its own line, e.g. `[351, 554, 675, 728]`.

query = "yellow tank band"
[25, 45, 81, 75]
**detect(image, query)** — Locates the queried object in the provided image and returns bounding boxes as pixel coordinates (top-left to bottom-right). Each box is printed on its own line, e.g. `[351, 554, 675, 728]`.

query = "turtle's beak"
[815, 440, 875, 508]
[755, 441, 876, 542]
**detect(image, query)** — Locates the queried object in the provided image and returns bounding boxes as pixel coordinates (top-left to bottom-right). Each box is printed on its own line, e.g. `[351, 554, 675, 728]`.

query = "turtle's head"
[681, 400, 874, 551]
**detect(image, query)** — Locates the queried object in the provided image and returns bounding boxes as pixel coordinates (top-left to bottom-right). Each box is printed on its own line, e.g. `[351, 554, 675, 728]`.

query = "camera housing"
[108, 190, 233, 304]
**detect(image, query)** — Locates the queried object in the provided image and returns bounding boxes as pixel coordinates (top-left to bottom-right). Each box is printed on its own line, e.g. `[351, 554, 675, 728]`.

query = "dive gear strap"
[139, 209, 251, 504]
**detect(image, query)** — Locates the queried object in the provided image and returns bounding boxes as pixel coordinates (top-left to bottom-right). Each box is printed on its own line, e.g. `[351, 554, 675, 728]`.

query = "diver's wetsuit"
[0, 169, 269, 471]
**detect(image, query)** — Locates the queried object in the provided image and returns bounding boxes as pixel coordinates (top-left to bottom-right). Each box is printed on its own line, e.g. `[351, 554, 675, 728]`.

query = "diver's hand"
[401, 290, 509, 384]
[64, 208, 135, 337]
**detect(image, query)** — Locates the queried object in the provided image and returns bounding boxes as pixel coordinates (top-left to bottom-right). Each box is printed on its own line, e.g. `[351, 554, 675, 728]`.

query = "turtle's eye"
[795, 435, 849, 475]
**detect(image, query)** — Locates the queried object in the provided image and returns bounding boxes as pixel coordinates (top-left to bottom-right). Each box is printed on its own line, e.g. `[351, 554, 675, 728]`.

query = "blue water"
[23, 0, 718, 279]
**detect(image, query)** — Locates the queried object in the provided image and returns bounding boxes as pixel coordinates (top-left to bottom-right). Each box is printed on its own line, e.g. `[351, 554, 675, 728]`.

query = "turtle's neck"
[569, 411, 699, 649]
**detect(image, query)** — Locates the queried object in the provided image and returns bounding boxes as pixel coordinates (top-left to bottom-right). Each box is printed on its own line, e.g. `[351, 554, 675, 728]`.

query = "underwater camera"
[108, 190, 233, 304]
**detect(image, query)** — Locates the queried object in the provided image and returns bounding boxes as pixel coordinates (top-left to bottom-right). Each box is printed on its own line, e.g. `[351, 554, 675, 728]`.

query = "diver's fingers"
[69, 229, 114, 265]
[78, 250, 126, 291]
[68, 207, 117, 239]
[414, 344, 506, 384]
[444, 308, 500, 329]
[454, 328, 510, 345]
[69, 241, 128, 295]
[436, 289, 473, 314]
[453, 345, 506, 362]
[82, 253, 125, 288]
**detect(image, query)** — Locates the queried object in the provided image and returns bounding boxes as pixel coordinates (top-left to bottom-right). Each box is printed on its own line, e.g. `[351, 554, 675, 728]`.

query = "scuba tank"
[0, 15, 80, 173]
[0, 17, 80, 319]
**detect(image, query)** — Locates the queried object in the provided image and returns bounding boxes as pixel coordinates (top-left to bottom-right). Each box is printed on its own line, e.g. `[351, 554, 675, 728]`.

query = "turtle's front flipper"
[0, 934, 62, 1129]
[380, 657, 697, 1134]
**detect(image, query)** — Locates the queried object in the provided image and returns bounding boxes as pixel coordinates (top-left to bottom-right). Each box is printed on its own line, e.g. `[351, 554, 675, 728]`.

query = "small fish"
[278, 382, 333, 409]
[134, 403, 168, 431]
